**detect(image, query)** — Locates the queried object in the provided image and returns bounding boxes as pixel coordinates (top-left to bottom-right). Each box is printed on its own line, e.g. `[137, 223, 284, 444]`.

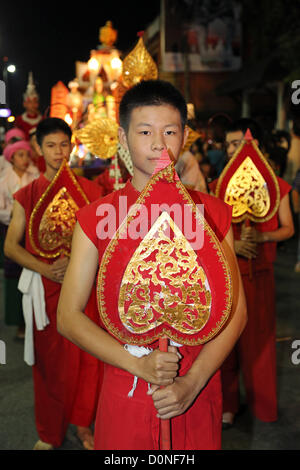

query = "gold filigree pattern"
[119, 212, 211, 334]
[122, 36, 158, 88]
[97, 162, 233, 345]
[38, 187, 79, 253]
[224, 157, 270, 218]
[29, 159, 90, 258]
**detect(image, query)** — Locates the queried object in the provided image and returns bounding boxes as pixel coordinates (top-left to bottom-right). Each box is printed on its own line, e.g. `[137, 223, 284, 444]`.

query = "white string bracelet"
[124, 344, 153, 397]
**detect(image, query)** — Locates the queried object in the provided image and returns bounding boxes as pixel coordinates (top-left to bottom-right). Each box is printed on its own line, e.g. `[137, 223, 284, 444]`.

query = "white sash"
[18, 268, 49, 366]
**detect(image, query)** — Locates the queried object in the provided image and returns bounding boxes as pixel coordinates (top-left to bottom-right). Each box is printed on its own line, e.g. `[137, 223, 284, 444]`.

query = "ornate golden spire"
[122, 33, 158, 88]
[99, 20, 117, 47]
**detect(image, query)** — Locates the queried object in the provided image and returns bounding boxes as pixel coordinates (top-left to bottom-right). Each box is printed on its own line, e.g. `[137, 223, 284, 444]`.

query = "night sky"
[0, 1, 161, 116]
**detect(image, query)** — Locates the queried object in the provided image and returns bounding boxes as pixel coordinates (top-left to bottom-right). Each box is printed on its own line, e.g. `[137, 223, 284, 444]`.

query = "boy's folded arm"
[57, 222, 179, 386]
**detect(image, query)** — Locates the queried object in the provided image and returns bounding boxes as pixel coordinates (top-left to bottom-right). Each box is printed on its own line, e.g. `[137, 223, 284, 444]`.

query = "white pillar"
[241, 89, 250, 117]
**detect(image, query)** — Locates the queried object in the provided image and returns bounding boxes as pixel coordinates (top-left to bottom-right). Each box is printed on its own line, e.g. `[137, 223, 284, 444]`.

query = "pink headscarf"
[4, 128, 26, 144]
[3, 140, 33, 162]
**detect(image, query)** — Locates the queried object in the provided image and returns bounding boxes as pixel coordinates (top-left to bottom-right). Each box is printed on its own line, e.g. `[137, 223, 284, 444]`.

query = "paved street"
[0, 237, 299, 451]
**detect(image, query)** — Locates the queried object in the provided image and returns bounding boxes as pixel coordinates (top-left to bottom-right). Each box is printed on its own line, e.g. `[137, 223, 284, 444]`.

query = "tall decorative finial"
[23, 71, 39, 102]
[99, 20, 118, 47]
[122, 33, 158, 88]
[244, 128, 253, 142]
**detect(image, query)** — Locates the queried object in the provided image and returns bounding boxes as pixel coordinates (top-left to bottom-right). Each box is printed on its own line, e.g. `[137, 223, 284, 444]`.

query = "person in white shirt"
[0, 139, 39, 339]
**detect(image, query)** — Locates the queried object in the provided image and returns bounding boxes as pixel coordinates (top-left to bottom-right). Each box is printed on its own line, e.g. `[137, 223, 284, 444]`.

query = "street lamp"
[2, 59, 16, 108]
[7, 64, 16, 74]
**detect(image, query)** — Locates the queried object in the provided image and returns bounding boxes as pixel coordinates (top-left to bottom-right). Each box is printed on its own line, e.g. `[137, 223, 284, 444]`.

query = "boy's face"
[37, 131, 72, 171]
[11, 149, 30, 173]
[225, 130, 244, 159]
[119, 104, 188, 187]
[225, 130, 259, 159]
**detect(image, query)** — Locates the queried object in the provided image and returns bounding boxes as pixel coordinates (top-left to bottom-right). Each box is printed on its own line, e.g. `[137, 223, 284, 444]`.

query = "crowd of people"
[0, 78, 299, 450]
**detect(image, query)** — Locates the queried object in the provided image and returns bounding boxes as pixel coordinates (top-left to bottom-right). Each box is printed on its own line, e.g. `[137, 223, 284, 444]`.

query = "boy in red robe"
[57, 80, 247, 450]
[210, 118, 294, 426]
[4, 118, 103, 450]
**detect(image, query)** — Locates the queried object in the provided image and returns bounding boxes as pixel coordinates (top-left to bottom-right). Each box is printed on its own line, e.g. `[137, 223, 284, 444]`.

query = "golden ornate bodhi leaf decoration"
[38, 187, 79, 253]
[29, 159, 90, 258]
[97, 149, 232, 346]
[224, 156, 270, 219]
[119, 212, 211, 335]
[74, 118, 119, 159]
[215, 131, 280, 224]
[122, 36, 158, 88]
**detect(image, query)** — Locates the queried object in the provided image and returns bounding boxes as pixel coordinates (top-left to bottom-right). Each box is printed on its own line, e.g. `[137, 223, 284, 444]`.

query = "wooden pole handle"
[158, 338, 171, 450]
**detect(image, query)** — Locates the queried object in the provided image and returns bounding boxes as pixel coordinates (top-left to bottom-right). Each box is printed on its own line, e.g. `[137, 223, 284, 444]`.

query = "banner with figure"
[161, 0, 242, 72]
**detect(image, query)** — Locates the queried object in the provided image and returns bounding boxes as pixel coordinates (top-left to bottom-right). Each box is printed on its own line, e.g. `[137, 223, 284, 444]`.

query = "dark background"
[0, 1, 161, 116]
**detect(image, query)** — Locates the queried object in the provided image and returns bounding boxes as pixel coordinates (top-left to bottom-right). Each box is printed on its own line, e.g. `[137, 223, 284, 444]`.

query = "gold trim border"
[215, 140, 280, 224]
[29, 159, 90, 259]
[97, 164, 232, 345]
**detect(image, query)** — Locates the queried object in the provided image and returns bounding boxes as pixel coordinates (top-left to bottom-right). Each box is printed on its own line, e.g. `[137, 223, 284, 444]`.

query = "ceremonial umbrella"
[97, 149, 233, 449]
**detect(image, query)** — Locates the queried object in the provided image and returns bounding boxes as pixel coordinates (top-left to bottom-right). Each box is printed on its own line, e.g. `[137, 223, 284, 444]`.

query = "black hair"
[272, 129, 291, 151]
[36, 117, 72, 146]
[119, 79, 187, 132]
[268, 146, 288, 177]
[225, 118, 263, 145]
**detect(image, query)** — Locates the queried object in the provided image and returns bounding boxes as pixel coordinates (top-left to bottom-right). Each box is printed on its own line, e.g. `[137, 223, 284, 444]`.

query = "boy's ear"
[118, 126, 129, 151]
[35, 142, 43, 156]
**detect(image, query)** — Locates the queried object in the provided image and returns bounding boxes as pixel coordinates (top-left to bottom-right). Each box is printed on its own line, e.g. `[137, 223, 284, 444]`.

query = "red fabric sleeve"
[202, 194, 232, 242]
[76, 199, 100, 247]
[188, 190, 232, 242]
[278, 176, 292, 199]
[13, 182, 32, 210]
[77, 176, 104, 202]
[208, 178, 218, 195]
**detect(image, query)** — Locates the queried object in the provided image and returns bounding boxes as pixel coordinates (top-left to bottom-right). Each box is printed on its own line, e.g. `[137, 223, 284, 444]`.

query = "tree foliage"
[240, 0, 300, 80]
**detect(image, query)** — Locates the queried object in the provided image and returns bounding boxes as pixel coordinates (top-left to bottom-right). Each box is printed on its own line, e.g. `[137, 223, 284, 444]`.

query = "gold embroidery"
[29, 159, 89, 258]
[215, 139, 280, 223]
[97, 163, 233, 345]
[224, 157, 270, 219]
[119, 212, 211, 334]
[38, 187, 79, 253]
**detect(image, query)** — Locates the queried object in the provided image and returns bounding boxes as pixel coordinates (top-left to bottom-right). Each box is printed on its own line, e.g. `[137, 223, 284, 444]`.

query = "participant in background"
[4, 118, 103, 450]
[0, 139, 39, 339]
[210, 118, 294, 428]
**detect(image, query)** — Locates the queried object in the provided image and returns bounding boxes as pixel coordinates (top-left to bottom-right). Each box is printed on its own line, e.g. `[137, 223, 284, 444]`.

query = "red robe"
[76, 180, 232, 450]
[15, 113, 42, 140]
[94, 167, 131, 197]
[14, 173, 103, 447]
[210, 176, 291, 422]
